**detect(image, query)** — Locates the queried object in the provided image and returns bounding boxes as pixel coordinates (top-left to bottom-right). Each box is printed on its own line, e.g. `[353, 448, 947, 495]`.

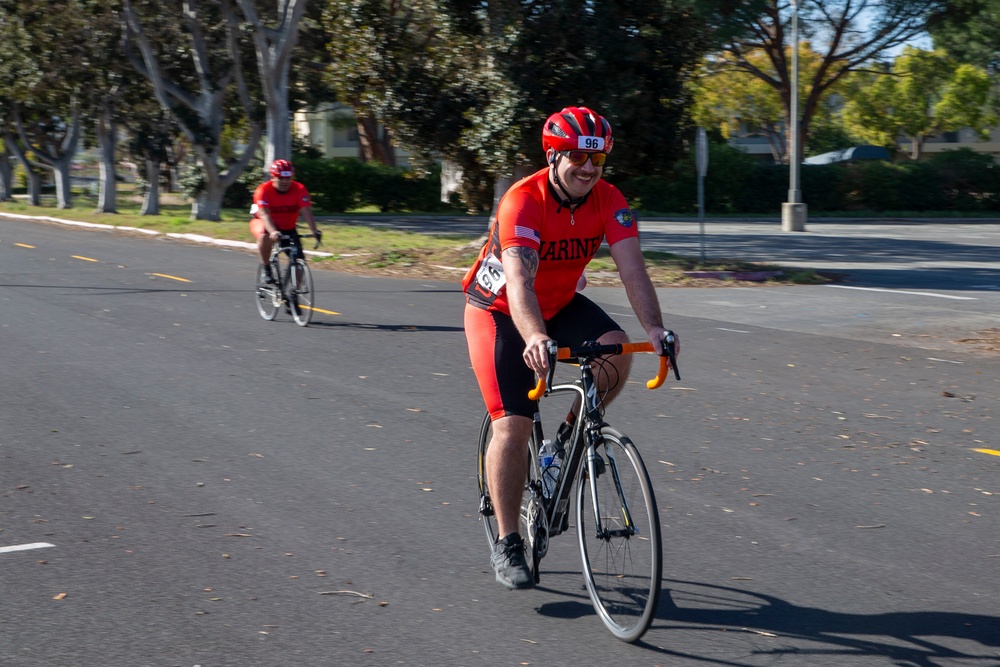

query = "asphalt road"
[1, 216, 998, 667]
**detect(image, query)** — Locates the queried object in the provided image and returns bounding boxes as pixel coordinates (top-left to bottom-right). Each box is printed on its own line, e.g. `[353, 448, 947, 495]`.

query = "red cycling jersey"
[462, 168, 638, 319]
[252, 180, 312, 231]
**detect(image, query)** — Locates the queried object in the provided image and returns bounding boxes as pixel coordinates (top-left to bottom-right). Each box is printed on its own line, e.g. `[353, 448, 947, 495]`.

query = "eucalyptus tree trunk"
[0, 147, 12, 201]
[140, 158, 161, 215]
[232, 0, 308, 164]
[4, 132, 41, 206]
[124, 0, 263, 221]
[95, 101, 118, 213]
[13, 102, 82, 209]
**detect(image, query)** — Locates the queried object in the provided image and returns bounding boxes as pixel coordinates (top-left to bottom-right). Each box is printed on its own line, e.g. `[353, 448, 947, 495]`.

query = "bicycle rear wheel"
[477, 412, 547, 581]
[255, 263, 280, 321]
[577, 426, 662, 643]
[290, 258, 314, 326]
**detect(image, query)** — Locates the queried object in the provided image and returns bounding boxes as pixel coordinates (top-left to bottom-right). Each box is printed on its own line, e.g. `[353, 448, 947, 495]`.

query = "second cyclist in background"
[250, 159, 321, 284]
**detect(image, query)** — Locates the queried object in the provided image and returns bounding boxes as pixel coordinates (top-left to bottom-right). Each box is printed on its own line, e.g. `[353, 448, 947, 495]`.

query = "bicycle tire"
[273, 252, 295, 319]
[577, 426, 662, 643]
[477, 412, 547, 581]
[290, 258, 314, 326]
[255, 262, 280, 321]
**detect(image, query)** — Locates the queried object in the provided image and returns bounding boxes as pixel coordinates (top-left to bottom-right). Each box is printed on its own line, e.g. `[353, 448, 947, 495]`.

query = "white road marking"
[0, 542, 55, 554]
[824, 285, 977, 300]
[927, 358, 964, 364]
[716, 327, 751, 333]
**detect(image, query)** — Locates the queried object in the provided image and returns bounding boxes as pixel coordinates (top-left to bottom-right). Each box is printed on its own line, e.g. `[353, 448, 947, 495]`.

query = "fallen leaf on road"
[318, 590, 374, 599]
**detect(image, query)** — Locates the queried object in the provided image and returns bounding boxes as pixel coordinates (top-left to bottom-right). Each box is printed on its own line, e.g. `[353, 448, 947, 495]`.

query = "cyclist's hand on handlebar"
[313, 230, 322, 247]
[522, 332, 554, 377]
[647, 326, 668, 355]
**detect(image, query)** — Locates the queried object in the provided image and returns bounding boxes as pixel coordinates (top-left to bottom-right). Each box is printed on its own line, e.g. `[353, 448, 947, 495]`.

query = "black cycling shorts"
[465, 293, 624, 420]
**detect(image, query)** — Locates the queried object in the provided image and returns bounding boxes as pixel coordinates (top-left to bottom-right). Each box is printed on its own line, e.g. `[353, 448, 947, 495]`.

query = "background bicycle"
[477, 332, 680, 642]
[255, 231, 320, 326]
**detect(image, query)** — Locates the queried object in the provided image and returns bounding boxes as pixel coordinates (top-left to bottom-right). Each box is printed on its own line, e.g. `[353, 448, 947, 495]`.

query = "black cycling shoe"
[491, 533, 534, 590]
[260, 266, 276, 284]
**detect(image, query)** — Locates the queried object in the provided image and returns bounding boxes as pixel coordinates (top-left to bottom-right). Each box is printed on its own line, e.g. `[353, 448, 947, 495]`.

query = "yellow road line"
[150, 273, 192, 283]
[303, 305, 340, 315]
[973, 448, 1000, 458]
[72, 255, 99, 262]
[15, 243, 35, 248]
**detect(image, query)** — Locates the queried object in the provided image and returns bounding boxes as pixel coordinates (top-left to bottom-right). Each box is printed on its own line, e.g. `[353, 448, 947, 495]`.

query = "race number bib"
[475, 254, 506, 295]
[578, 136, 605, 151]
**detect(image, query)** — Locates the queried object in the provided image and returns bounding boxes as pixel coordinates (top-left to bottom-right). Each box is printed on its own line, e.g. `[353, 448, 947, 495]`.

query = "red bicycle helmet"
[541, 106, 614, 155]
[270, 159, 294, 178]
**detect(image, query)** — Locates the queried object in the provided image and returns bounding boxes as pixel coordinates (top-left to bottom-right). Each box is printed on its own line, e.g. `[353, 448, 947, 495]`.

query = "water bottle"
[538, 439, 560, 498]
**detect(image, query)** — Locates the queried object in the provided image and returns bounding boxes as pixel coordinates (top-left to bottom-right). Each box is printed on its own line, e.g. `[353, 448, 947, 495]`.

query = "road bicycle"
[255, 231, 320, 326]
[477, 331, 680, 643]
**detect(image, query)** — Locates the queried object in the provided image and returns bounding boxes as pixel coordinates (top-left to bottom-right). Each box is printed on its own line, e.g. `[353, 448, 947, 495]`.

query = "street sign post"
[696, 127, 708, 262]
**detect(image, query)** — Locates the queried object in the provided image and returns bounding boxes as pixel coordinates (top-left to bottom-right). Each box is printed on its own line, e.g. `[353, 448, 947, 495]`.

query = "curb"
[0, 211, 336, 259]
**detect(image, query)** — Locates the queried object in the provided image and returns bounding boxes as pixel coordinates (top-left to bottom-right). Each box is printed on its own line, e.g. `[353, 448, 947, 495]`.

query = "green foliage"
[291, 156, 446, 214]
[926, 148, 1000, 210]
[292, 157, 364, 213]
[620, 140, 1000, 215]
[842, 48, 996, 160]
[928, 0, 1000, 70]
[358, 162, 448, 213]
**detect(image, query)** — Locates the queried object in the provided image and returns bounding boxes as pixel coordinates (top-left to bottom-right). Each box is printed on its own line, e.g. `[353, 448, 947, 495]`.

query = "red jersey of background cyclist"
[252, 180, 312, 231]
[462, 168, 639, 320]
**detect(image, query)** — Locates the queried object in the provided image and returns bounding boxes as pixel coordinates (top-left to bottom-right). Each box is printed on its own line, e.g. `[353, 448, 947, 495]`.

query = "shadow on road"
[306, 319, 463, 333]
[644, 579, 1000, 666]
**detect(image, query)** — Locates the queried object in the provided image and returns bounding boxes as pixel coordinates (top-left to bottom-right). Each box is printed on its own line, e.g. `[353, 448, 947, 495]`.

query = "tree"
[321, 0, 433, 165]
[709, 0, 946, 162]
[0, 0, 95, 209]
[123, 0, 264, 220]
[0, 9, 36, 201]
[690, 42, 846, 162]
[321, 0, 715, 213]
[842, 47, 997, 160]
[928, 0, 1000, 70]
[228, 0, 309, 164]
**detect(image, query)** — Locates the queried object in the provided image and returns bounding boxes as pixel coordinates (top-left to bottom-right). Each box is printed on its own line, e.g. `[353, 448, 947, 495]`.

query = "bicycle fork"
[577, 364, 639, 542]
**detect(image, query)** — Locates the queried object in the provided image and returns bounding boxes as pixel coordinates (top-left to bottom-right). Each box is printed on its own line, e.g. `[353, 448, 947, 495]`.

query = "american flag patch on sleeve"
[514, 225, 540, 243]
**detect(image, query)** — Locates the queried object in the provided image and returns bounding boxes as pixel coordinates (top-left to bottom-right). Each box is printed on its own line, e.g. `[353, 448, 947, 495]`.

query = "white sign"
[696, 127, 708, 178]
[577, 136, 605, 151]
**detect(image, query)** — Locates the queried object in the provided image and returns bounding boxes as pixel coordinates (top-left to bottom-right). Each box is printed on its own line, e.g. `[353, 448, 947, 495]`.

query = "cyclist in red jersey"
[250, 159, 321, 283]
[463, 106, 676, 589]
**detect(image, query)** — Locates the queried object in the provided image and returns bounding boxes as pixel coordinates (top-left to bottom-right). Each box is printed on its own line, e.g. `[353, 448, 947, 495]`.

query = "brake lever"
[544, 339, 558, 390]
[663, 330, 681, 381]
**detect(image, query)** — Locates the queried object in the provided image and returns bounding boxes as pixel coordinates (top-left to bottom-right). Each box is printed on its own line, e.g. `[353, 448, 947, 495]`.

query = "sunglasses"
[561, 151, 607, 167]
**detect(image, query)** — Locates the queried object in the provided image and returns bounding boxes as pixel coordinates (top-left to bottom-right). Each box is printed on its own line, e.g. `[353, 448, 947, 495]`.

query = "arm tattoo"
[508, 247, 539, 275]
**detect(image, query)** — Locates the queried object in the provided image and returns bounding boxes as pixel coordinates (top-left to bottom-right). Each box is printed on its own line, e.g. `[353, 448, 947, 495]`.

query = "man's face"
[272, 175, 292, 193]
[549, 150, 604, 200]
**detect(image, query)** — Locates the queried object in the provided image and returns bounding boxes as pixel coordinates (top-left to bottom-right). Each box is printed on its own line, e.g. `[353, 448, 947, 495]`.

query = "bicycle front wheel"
[290, 259, 314, 326]
[255, 263, 280, 321]
[477, 413, 547, 581]
[577, 426, 662, 643]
